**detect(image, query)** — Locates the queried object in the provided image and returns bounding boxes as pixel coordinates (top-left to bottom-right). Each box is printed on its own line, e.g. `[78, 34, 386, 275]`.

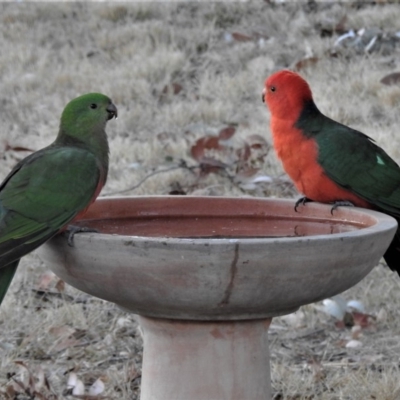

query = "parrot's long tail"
[383, 224, 400, 275]
[0, 260, 20, 305]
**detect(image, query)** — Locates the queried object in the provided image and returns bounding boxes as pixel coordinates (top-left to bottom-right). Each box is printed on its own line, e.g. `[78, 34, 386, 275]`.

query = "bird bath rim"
[37, 196, 397, 320]
[71, 195, 396, 244]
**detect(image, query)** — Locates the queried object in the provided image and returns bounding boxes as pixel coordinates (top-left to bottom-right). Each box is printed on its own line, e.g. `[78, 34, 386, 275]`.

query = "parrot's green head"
[59, 93, 117, 144]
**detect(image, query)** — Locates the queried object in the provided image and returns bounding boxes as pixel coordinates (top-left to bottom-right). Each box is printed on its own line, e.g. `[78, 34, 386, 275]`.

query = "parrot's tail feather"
[383, 228, 400, 275]
[0, 260, 20, 305]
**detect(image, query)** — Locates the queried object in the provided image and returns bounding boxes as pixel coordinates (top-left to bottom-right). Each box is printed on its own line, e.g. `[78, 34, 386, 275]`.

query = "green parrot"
[0, 93, 117, 305]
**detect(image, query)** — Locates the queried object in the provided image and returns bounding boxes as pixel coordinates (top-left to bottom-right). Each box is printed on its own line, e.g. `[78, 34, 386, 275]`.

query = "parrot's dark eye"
[90, 103, 98, 109]
[270, 86, 276, 92]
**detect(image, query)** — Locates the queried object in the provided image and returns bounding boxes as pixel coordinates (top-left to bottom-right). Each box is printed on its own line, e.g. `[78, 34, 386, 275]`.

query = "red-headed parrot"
[262, 69, 400, 274]
[0, 93, 117, 305]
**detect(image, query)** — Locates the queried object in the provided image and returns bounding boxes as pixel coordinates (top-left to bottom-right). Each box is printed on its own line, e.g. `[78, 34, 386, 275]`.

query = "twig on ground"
[104, 160, 197, 195]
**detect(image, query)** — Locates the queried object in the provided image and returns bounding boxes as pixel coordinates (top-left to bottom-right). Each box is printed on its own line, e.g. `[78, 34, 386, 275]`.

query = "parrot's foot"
[330, 200, 355, 215]
[65, 225, 99, 247]
[294, 197, 313, 212]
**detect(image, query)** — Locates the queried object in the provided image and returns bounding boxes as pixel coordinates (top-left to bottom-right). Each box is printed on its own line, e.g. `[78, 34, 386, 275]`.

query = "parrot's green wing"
[297, 104, 400, 217]
[0, 145, 101, 261]
[300, 109, 400, 272]
[0, 261, 19, 305]
[0, 145, 102, 303]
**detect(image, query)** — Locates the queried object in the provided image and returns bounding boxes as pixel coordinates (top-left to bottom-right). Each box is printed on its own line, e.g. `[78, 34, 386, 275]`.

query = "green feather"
[0, 93, 116, 305]
[296, 100, 400, 217]
[291, 93, 400, 273]
[0, 260, 19, 305]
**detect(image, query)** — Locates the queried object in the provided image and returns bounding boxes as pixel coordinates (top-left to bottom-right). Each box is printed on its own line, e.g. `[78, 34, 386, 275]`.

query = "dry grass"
[1, 2, 400, 399]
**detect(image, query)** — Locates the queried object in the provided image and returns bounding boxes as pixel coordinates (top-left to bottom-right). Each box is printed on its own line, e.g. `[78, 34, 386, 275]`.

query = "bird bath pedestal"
[37, 196, 396, 400]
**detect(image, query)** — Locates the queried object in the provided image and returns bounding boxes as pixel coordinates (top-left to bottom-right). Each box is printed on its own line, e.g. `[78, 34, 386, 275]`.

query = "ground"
[1, 1, 400, 399]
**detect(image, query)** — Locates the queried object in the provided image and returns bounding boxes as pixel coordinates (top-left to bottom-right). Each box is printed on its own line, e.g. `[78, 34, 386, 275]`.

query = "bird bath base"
[37, 196, 397, 400]
[140, 317, 271, 400]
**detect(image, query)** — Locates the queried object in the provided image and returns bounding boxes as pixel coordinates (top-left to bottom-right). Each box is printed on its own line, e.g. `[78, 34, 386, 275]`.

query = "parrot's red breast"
[263, 70, 370, 209]
[65, 170, 107, 228]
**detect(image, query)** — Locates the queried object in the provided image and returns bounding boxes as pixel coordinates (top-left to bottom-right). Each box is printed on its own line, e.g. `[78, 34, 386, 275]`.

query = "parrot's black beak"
[106, 103, 118, 120]
[262, 93, 265, 103]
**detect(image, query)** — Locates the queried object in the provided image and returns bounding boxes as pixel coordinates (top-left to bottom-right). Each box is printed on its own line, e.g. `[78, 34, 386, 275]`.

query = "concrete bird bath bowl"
[37, 196, 396, 400]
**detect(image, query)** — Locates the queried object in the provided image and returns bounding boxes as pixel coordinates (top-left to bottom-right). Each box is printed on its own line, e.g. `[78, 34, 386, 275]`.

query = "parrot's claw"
[294, 197, 313, 212]
[65, 225, 99, 247]
[330, 200, 355, 215]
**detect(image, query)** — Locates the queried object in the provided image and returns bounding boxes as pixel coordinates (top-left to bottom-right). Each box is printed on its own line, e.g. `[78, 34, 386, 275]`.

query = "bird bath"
[37, 196, 396, 400]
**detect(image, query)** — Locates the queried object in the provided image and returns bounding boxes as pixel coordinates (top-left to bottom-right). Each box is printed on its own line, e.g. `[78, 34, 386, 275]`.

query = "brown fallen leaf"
[294, 56, 319, 71]
[4, 384, 17, 398]
[32, 289, 74, 303]
[190, 136, 222, 162]
[352, 311, 375, 328]
[199, 157, 228, 175]
[231, 32, 253, 42]
[161, 82, 183, 96]
[246, 134, 269, 149]
[55, 279, 65, 292]
[236, 142, 251, 162]
[218, 126, 236, 140]
[4, 141, 34, 153]
[335, 15, 348, 35]
[380, 72, 400, 86]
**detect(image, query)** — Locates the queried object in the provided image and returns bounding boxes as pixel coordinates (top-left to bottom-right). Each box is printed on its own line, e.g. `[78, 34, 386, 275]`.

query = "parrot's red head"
[262, 70, 313, 120]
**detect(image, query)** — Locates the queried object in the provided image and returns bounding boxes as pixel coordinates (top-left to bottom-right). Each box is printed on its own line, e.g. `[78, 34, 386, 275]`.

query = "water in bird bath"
[76, 215, 363, 238]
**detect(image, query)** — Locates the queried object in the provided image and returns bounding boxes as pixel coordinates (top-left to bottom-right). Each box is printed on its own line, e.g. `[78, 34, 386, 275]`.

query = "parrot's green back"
[296, 101, 400, 217]
[0, 93, 117, 305]
[296, 100, 400, 272]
